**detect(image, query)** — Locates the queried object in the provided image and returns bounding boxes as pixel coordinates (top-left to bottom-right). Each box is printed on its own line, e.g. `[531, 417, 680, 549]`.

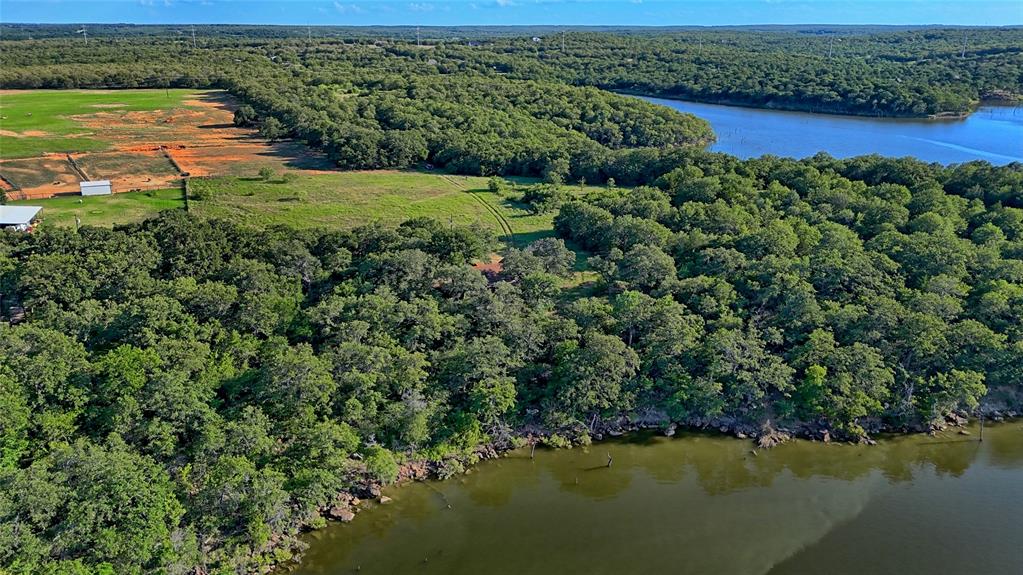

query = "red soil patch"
[473, 254, 504, 277]
[2, 91, 338, 199]
[0, 155, 81, 199]
[0, 129, 50, 138]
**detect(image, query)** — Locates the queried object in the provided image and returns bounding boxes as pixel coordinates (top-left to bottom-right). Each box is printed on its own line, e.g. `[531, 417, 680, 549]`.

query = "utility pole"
[191, 25, 197, 49]
[961, 31, 969, 59]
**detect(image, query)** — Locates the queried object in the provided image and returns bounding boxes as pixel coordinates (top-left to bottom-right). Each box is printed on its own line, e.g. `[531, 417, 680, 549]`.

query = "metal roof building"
[0, 206, 42, 231]
[80, 180, 112, 196]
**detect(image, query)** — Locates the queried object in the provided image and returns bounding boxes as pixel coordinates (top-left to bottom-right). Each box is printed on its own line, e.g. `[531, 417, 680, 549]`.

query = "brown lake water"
[292, 421, 1023, 575]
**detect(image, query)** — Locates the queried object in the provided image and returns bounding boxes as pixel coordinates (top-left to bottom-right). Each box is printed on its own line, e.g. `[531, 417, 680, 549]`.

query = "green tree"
[259, 116, 286, 141]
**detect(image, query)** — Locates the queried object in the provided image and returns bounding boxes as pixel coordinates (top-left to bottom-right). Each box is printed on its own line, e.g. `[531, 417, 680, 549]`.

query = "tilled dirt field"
[0, 91, 336, 199]
[0, 156, 82, 198]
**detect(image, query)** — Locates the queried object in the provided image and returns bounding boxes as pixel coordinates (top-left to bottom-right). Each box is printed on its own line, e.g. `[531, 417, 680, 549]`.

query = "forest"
[0, 37, 714, 181]
[2, 151, 1022, 574]
[478, 27, 1023, 117]
[3, 25, 1019, 121]
[2, 24, 1022, 575]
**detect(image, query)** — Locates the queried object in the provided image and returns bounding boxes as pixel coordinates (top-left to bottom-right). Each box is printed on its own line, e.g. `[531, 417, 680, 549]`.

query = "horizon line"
[3, 23, 1021, 28]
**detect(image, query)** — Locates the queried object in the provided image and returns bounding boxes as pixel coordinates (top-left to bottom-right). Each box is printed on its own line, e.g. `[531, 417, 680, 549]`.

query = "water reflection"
[639, 97, 1023, 165]
[293, 422, 1023, 575]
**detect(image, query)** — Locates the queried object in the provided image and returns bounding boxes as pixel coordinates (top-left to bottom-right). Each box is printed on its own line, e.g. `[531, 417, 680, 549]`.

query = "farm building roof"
[81, 180, 112, 187]
[0, 206, 42, 226]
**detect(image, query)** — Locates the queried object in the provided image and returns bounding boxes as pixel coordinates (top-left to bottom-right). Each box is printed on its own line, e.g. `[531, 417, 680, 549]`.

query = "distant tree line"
[472, 28, 1023, 117]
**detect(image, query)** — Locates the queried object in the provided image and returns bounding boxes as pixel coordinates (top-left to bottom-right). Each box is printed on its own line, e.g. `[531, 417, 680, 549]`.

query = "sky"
[1, 0, 1020, 27]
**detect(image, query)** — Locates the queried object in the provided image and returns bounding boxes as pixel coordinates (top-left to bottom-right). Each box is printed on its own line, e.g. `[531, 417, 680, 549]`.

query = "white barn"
[0, 206, 42, 232]
[80, 180, 112, 196]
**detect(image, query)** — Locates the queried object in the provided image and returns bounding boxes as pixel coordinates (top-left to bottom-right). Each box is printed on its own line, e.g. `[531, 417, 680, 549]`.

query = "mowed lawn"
[9, 188, 184, 228]
[0, 89, 198, 159]
[189, 171, 604, 245]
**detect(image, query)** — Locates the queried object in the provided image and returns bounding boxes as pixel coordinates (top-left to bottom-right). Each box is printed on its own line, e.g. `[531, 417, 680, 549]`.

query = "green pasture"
[9, 187, 184, 228]
[188, 171, 603, 246]
[0, 89, 200, 159]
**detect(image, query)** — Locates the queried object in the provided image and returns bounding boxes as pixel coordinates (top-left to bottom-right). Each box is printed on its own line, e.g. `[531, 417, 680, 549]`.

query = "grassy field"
[0, 89, 198, 159]
[11, 170, 605, 250]
[8, 188, 184, 228]
[189, 171, 603, 245]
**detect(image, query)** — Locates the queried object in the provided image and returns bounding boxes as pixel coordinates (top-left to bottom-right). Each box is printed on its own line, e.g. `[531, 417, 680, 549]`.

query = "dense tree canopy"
[1, 152, 1020, 573]
[478, 28, 1022, 117]
[7, 26, 1018, 119]
[0, 36, 712, 180]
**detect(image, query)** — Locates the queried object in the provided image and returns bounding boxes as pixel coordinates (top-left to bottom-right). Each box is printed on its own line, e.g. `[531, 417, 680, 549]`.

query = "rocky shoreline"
[313, 406, 1023, 516]
[273, 406, 1020, 573]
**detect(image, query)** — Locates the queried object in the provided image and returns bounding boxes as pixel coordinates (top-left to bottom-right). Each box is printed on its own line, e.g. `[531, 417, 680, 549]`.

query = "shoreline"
[273, 408, 1020, 573]
[613, 89, 1014, 121]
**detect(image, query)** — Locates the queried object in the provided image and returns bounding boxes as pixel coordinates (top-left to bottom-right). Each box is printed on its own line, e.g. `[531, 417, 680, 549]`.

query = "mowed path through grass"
[0, 89, 198, 159]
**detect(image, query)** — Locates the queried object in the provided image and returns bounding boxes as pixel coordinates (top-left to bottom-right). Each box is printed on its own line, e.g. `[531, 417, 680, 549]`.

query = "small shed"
[80, 180, 112, 196]
[0, 205, 42, 232]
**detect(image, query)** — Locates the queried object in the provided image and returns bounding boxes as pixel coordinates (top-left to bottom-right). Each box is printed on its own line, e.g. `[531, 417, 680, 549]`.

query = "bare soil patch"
[473, 254, 504, 277]
[2, 91, 337, 199]
[0, 155, 81, 198]
[0, 129, 50, 138]
[75, 151, 182, 192]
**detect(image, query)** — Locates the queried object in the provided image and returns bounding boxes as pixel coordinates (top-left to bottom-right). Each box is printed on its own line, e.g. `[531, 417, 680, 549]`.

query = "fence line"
[162, 146, 189, 176]
[66, 154, 91, 181]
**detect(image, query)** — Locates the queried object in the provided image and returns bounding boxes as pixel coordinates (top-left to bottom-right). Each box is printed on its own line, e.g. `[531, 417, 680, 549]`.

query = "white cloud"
[333, 1, 366, 13]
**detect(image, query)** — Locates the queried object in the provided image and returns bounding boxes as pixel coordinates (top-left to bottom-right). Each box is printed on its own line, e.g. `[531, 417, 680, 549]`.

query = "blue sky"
[2, 1, 1020, 26]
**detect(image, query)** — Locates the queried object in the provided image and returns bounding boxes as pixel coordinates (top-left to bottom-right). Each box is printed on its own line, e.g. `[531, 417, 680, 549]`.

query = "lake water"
[292, 421, 1023, 575]
[640, 97, 1023, 165]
